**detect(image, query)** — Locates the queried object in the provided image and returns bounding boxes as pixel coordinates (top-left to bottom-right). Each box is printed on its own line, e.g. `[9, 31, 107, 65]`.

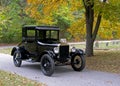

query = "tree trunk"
[84, 0, 94, 57]
[83, 0, 102, 57]
[86, 34, 94, 56]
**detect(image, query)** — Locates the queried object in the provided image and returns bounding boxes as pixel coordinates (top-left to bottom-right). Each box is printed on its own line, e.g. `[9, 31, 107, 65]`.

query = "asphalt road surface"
[0, 53, 120, 86]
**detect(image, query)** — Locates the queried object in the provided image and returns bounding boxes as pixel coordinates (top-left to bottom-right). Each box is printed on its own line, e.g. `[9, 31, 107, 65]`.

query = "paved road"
[0, 53, 120, 86]
[0, 46, 15, 49]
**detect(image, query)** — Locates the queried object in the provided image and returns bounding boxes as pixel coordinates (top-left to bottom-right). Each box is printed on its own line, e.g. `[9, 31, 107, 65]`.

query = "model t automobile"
[11, 26, 85, 76]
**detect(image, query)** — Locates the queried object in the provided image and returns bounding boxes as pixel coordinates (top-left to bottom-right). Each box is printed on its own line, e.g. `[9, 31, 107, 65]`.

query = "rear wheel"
[71, 54, 85, 71]
[13, 50, 22, 67]
[40, 54, 55, 76]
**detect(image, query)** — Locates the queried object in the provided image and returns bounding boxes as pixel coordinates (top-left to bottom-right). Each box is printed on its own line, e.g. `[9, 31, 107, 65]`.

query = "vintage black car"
[11, 26, 85, 76]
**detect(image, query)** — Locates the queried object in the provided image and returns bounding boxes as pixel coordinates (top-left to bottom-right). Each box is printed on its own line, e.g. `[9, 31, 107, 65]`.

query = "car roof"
[23, 25, 60, 31]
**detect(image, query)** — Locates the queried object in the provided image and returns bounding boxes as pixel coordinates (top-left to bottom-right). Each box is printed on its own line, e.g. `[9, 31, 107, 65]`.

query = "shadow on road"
[21, 62, 77, 76]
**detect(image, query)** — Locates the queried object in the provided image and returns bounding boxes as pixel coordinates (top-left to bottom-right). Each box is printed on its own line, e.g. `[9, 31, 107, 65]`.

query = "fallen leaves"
[86, 50, 120, 74]
[0, 70, 46, 86]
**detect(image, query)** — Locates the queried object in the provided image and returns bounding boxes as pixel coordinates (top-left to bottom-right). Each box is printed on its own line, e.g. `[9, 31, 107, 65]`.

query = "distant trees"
[0, 0, 35, 43]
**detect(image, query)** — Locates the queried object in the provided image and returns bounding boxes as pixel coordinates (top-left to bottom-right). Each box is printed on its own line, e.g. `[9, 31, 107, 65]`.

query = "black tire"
[13, 50, 22, 67]
[71, 54, 85, 71]
[40, 54, 55, 76]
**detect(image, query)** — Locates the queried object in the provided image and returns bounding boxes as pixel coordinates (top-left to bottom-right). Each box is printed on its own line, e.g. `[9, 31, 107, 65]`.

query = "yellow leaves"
[42, 3, 57, 15]
[26, 0, 63, 25]
[68, 18, 86, 41]
[100, 19, 111, 28]
[98, 18, 120, 40]
[25, 5, 41, 21]
[27, 0, 41, 5]
[42, 0, 69, 15]
[70, 0, 83, 11]
[37, 16, 54, 25]
[113, 23, 120, 39]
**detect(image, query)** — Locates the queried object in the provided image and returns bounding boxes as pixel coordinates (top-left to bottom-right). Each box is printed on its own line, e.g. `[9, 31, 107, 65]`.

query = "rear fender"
[11, 47, 19, 56]
[11, 46, 29, 57]
[40, 50, 55, 60]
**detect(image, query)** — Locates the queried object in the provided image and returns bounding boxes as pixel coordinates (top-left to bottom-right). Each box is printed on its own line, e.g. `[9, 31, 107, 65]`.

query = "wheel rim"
[42, 57, 52, 73]
[73, 55, 82, 68]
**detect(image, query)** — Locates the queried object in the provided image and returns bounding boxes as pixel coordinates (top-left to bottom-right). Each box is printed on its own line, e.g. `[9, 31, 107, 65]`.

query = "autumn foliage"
[0, 0, 120, 43]
[25, 0, 120, 41]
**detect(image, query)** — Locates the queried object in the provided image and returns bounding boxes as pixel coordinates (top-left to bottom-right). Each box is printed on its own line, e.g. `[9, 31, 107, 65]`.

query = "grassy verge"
[86, 50, 120, 74]
[0, 70, 46, 86]
[0, 48, 12, 54]
[73, 42, 120, 50]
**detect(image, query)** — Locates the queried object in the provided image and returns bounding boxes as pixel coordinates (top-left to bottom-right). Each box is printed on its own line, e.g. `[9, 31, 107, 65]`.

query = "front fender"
[70, 49, 85, 57]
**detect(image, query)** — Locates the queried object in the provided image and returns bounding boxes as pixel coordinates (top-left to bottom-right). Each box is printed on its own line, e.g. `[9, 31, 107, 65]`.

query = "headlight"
[54, 47, 59, 54]
[71, 47, 76, 52]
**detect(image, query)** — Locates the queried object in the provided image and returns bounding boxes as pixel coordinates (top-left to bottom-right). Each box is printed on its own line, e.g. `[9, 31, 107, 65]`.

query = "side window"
[46, 31, 58, 39]
[51, 31, 58, 39]
[26, 29, 35, 42]
[27, 30, 35, 37]
[46, 31, 50, 39]
[37, 31, 46, 40]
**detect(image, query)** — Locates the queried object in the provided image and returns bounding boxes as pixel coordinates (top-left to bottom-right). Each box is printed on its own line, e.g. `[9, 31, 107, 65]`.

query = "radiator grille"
[59, 45, 69, 62]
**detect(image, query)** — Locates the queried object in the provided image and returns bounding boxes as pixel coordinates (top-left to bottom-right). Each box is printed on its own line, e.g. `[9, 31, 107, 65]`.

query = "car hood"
[37, 41, 69, 47]
[37, 41, 60, 47]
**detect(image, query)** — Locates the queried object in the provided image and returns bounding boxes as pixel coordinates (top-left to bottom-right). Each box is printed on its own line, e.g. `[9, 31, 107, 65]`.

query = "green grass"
[0, 70, 46, 86]
[0, 48, 12, 54]
[72, 42, 120, 50]
[95, 42, 120, 49]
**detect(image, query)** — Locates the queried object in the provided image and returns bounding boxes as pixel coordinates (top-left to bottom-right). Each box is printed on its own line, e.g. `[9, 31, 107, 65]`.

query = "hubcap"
[74, 56, 81, 68]
[42, 58, 51, 72]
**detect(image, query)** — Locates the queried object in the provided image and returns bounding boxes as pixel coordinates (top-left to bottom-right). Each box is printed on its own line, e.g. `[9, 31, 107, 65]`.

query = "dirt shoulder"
[0, 43, 17, 47]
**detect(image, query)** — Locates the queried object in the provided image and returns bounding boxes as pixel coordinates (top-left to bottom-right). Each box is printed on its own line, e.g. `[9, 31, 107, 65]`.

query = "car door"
[24, 29, 37, 53]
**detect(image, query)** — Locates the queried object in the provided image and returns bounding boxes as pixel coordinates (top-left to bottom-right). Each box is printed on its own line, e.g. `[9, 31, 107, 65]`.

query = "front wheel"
[40, 54, 55, 76]
[13, 50, 22, 67]
[71, 54, 85, 71]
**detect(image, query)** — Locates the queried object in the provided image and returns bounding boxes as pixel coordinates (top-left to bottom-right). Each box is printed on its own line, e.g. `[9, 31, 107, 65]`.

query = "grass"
[0, 48, 12, 54]
[0, 70, 46, 86]
[86, 50, 120, 74]
[72, 42, 120, 50]
[95, 42, 120, 49]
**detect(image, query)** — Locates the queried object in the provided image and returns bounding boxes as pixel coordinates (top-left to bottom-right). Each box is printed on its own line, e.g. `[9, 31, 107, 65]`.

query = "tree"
[0, 0, 36, 43]
[25, 0, 120, 57]
[82, 0, 103, 56]
[26, 0, 100, 56]
[82, 0, 120, 56]
[52, 6, 73, 38]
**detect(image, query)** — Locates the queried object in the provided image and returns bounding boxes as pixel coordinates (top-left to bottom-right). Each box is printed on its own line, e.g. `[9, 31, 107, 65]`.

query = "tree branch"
[92, 12, 102, 41]
[82, 0, 87, 9]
